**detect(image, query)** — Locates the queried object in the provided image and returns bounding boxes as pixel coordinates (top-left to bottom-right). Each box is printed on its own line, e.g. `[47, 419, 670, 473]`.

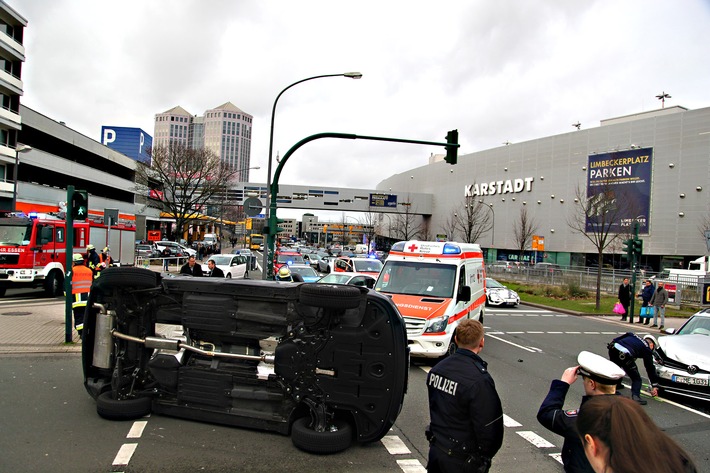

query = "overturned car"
[82, 268, 409, 453]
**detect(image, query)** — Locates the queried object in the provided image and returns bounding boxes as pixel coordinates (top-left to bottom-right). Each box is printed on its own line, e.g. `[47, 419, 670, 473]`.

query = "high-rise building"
[153, 102, 253, 181]
[0, 1, 27, 212]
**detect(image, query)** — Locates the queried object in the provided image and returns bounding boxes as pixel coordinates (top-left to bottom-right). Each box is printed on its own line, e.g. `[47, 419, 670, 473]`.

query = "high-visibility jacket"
[71, 264, 93, 301]
[100, 253, 112, 266]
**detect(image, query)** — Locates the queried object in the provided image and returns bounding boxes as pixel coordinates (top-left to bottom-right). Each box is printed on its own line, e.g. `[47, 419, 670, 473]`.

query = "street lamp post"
[478, 200, 495, 246]
[262, 72, 362, 279]
[12, 144, 32, 212]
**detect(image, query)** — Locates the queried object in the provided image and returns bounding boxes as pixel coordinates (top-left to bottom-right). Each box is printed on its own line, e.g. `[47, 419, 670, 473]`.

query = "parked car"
[489, 261, 515, 273]
[530, 262, 562, 275]
[201, 254, 249, 279]
[135, 244, 159, 259]
[317, 255, 338, 274]
[81, 268, 408, 454]
[288, 264, 320, 283]
[485, 278, 520, 307]
[154, 240, 197, 257]
[317, 272, 377, 289]
[649, 309, 710, 402]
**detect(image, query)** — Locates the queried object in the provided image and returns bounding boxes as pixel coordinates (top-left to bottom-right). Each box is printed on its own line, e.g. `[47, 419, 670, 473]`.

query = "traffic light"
[70, 190, 89, 221]
[445, 129, 459, 165]
[632, 238, 643, 257]
[264, 217, 286, 236]
[621, 238, 633, 260]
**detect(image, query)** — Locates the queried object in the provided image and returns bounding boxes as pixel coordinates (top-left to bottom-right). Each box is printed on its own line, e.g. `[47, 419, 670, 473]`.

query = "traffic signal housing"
[621, 238, 633, 260]
[445, 129, 459, 165]
[70, 190, 89, 221]
[632, 238, 643, 257]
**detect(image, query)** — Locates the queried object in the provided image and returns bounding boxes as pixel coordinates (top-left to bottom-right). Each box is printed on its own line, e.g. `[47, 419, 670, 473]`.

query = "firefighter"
[86, 244, 101, 274]
[99, 246, 112, 268]
[69, 253, 93, 339]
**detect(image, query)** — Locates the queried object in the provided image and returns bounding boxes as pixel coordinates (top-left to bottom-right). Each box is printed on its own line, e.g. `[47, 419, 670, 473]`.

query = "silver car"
[650, 309, 710, 401]
[485, 278, 520, 307]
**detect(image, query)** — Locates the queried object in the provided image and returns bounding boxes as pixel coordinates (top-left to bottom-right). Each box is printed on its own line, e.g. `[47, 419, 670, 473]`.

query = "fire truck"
[0, 213, 136, 297]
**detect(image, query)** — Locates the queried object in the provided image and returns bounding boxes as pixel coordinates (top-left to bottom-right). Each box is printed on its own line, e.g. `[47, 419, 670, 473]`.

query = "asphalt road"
[1, 301, 708, 472]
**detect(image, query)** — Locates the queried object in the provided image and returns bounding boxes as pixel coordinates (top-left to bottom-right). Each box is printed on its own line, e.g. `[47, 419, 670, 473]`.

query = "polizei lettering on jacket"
[428, 372, 458, 395]
[465, 177, 534, 197]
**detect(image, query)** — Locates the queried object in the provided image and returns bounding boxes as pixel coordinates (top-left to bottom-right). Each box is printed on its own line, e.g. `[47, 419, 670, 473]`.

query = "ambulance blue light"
[29, 212, 38, 219]
[442, 243, 462, 255]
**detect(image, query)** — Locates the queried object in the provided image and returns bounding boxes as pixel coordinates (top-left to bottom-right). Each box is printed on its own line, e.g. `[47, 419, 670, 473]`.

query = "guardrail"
[488, 266, 706, 308]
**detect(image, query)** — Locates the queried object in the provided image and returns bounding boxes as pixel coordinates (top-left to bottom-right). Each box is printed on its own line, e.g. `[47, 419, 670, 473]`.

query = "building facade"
[376, 105, 710, 271]
[0, 0, 26, 213]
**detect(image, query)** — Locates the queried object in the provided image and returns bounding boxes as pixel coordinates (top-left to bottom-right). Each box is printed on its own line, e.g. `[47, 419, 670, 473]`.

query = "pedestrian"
[617, 277, 632, 322]
[649, 281, 668, 330]
[197, 243, 204, 261]
[162, 247, 171, 271]
[99, 246, 112, 270]
[68, 253, 93, 339]
[577, 395, 697, 473]
[85, 244, 101, 275]
[180, 255, 204, 277]
[607, 333, 659, 405]
[206, 259, 224, 278]
[537, 351, 625, 473]
[425, 319, 503, 473]
[638, 280, 654, 324]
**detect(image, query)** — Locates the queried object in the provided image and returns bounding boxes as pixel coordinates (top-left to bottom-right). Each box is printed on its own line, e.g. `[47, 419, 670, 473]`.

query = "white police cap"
[577, 351, 625, 385]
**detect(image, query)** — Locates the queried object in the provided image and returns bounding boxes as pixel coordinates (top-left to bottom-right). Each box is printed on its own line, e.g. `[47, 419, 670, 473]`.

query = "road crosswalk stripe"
[381, 435, 411, 455]
[516, 431, 556, 448]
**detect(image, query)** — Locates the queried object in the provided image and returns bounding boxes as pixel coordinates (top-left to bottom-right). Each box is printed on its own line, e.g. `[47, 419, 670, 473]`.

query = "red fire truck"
[0, 213, 136, 297]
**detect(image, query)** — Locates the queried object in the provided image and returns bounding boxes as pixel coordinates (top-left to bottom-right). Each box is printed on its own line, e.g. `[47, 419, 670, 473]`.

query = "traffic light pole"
[64, 186, 75, 343]
[263, 131, 459, 279]
[628, 222, 641, 324]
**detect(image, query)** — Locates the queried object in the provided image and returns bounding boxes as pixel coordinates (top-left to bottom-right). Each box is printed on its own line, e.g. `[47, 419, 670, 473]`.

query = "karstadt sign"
[465, 177, 534, 197]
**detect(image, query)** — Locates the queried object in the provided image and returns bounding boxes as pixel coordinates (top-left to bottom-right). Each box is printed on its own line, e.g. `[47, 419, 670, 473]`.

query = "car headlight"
[425, 317, 449, 333]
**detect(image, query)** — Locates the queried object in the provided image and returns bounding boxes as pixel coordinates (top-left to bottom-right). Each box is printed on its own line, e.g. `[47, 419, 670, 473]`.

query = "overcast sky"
[17, 0, 710, 220]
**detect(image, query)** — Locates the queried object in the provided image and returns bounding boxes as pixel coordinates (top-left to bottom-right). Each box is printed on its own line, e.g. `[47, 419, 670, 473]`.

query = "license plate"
[672, 375, 709, 386]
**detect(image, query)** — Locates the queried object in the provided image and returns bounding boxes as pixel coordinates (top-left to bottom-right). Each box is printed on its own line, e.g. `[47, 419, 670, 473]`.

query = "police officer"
[426, 319, 503, 473]
[85, 244, 100, 275]
[537, 351, 625, 473]
[607, 332, 659, 405]
[68, 253, 93, 339]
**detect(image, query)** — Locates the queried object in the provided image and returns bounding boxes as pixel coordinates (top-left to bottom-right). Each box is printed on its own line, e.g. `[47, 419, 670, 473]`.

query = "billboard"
[101, 126, 153, 164]
[370, 193, 397, 208]
[585, 148, 652, 234]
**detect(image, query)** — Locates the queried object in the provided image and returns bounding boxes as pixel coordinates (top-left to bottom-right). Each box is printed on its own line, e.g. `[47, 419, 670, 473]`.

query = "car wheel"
[226, 273, 232, 279]
[96, 391, 152, 420]
[445, 337, 458, 357]
[93, 267, 158, 291]
[300, 284, 361, 310]
[44, 270, 64, 297]
[478, 310, 484, 324]
[291, 417, 353, 454]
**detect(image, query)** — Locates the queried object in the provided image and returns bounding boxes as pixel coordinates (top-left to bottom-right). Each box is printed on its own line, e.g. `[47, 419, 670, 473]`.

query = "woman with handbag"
[638, 281, 655, 325]
[617, 278, 632, 321]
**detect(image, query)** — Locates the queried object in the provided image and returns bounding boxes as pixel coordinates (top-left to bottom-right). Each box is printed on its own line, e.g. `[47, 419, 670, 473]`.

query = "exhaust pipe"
[92, 303, 115, 369]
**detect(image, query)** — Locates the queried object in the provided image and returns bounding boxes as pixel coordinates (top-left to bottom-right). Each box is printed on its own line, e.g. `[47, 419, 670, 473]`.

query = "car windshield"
[0, 223, 32, 246]
[210, 255, 234, 266]
[486, 278, 505, 289]
[277, 254, 304, 264]
[291, 266, 317, 277]
[677, 316, 710, 336]
[353, 259, 383, 273]
[375, 261, 456, 298]
[318, 274, 353, 284]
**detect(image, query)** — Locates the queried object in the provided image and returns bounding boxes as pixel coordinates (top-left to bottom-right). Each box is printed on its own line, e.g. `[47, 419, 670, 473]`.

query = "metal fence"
[487, 266, 705, 307]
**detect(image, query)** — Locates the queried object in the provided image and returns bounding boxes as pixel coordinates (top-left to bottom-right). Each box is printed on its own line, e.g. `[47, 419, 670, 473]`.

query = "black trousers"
[609, 347, 642, 396]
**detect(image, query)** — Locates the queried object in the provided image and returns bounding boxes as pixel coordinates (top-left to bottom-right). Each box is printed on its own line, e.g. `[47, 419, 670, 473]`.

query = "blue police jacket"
[611, 332, 659, 385]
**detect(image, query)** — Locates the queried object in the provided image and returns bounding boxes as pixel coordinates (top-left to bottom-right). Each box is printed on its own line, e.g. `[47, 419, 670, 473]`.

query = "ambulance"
[374, 240, 486, 358]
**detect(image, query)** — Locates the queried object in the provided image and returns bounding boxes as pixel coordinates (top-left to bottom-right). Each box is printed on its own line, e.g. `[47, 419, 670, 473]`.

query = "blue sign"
[369, 193, 397, 208]
[585, 147, 653, 234]
[101, 126, 153, 164]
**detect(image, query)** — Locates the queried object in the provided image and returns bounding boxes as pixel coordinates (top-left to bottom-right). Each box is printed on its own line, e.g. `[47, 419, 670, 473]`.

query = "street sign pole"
[64, 186, 75, 343]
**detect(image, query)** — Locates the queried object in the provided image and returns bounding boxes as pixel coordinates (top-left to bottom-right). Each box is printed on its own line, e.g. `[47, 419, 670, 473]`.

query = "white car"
[201, 254, 249, 279]
[485, 278, 520, 307]
[154, 240, 197, 257]
[318, 272, 377, 289]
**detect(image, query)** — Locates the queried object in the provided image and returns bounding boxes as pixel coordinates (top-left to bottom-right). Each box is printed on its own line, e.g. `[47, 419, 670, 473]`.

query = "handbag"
[613, 302, 625, 315]
[640, 306, 654, 318]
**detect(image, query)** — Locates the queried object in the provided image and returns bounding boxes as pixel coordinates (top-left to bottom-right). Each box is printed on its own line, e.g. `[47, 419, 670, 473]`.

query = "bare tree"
[453, 195, 492, 244]
[135, 143, 239, 240]
[441, 212, 459, 242]
[358, 211, 379, 250]
[513, 206, 538, 260]
[567, 180, 631, 309]
[390, 202, 423, 241]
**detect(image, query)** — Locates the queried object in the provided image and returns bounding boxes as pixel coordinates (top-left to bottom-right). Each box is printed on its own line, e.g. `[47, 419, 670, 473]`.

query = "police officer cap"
[73, 253, 84, 263]
[86, 244, 95, 251]
[577, 351, 625, 385]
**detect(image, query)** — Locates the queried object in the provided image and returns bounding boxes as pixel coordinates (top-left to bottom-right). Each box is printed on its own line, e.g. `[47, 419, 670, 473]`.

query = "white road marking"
[397, 459, 427, 473]
[516, 431, 556, 448]
[112, 443, 138, 466]
[503, 414, 522, 427]
[127, 421, 147, 439]
[381, 435, 411, 455]
[549, 453, 564, 465]
[486, 333, 536, 352]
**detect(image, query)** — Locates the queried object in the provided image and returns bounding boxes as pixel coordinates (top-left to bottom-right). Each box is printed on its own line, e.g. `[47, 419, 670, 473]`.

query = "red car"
[273, 251, 305, 275]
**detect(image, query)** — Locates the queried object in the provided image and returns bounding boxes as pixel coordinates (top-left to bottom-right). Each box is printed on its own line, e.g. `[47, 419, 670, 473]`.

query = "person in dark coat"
[617, 277, 632, 321]
[607, 332, 659, 405]
[537, 351, 625, 473]
[638, 280, 655, 324]
[180, 255, 204, 277]
[206, 259, 225, 278]
[426, 319, 503, 473]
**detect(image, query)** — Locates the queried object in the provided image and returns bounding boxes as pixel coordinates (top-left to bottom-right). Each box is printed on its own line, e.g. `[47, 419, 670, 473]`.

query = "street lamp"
[262, 71, 363, 278]
[12, 144, 32, 212]
[478, 200, 495, 246]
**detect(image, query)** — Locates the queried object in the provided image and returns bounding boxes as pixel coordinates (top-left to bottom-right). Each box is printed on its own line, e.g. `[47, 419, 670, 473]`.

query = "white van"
[374, 240, 486, 358]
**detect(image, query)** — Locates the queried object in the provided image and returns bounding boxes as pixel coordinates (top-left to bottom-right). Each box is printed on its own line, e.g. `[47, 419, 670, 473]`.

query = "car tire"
[96, 391, 152, 420]
[0, 287, 6, 297]
[291, 417, 352, 454]
[44, 270, 63, 297]
[299, 284, 361, 310]
[445, 337, 458, 357]
[93, 267, 158, 291]
[478, 310, 484, 324]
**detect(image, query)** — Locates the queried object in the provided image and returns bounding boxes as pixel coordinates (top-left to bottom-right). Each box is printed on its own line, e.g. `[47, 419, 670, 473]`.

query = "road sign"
[243, 197, 263, 217]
